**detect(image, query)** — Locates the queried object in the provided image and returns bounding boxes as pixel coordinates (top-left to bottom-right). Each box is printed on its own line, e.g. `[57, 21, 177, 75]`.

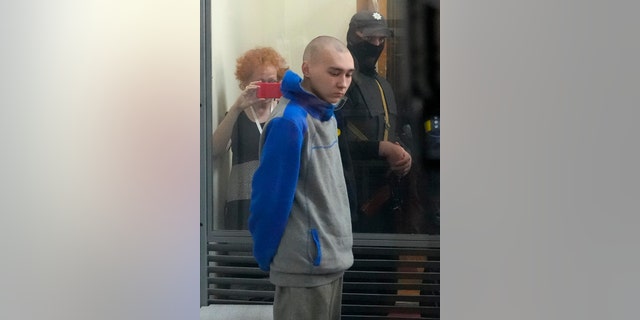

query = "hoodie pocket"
[310, 229, 322, 266]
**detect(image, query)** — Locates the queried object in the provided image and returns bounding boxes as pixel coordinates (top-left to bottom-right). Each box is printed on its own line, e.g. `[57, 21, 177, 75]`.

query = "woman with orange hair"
[212, 47, 288, 230]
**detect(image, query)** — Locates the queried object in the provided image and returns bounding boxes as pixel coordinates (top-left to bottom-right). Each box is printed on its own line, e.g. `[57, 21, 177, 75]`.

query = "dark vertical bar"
[200, 0, 212, 307]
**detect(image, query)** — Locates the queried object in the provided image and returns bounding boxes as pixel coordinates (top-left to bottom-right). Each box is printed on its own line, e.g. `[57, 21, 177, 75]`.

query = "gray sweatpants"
[272, 277, 343, 320]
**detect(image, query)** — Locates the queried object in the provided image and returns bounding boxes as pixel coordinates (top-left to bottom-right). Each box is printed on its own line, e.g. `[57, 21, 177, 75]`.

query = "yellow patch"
[424, 120, 432, 132]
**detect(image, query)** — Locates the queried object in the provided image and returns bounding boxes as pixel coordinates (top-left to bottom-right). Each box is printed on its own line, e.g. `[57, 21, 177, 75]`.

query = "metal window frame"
[200, 0, 213, 307]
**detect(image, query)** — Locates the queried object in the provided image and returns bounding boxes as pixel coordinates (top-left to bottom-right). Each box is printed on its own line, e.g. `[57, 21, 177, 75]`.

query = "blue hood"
[280, 70, 335, 121]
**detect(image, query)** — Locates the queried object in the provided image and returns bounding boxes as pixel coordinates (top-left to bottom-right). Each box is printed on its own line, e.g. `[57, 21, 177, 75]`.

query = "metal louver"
[207, 231, 439, 319]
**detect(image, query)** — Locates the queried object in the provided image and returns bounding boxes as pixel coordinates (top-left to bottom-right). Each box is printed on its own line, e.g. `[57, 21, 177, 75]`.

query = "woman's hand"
[233, 81, 264, 111]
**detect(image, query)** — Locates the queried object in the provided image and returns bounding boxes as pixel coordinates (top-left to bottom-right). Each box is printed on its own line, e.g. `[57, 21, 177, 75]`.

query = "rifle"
[359, 168, 426, 234]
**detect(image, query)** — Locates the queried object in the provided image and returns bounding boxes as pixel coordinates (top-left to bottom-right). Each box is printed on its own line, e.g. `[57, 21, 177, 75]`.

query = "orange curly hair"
[235, 47, 289, 90]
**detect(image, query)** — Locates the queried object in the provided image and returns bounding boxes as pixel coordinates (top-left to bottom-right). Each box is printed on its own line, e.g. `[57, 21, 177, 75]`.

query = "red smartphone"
[256, 82, 282, 99]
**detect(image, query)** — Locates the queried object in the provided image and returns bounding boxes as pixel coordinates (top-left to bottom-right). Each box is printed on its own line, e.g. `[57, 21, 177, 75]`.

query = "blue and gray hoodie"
[249, 70, 353, 287]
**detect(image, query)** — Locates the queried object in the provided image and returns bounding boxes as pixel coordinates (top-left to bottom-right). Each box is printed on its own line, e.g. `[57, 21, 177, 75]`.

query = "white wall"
[210, 0, 357, 227]
[211, 0, 356, 114]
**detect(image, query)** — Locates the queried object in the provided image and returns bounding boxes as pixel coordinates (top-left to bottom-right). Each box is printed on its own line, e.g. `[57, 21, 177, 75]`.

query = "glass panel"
[209, 0, 439, 235]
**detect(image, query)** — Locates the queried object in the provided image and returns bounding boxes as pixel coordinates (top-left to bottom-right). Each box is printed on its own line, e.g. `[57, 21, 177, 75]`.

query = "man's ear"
[301, 62, 310, 78]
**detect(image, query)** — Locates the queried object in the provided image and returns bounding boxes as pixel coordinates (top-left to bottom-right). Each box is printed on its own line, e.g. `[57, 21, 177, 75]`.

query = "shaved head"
[303, 36, 350, 63]
[300, 35, 354, 104]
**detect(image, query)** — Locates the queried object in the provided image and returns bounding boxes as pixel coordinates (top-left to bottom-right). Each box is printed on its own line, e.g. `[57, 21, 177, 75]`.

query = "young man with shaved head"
[249, 36, 355, 319]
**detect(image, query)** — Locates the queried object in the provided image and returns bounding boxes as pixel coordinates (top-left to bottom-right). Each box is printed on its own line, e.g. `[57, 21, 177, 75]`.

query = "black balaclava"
[347, 26, 385, 77]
